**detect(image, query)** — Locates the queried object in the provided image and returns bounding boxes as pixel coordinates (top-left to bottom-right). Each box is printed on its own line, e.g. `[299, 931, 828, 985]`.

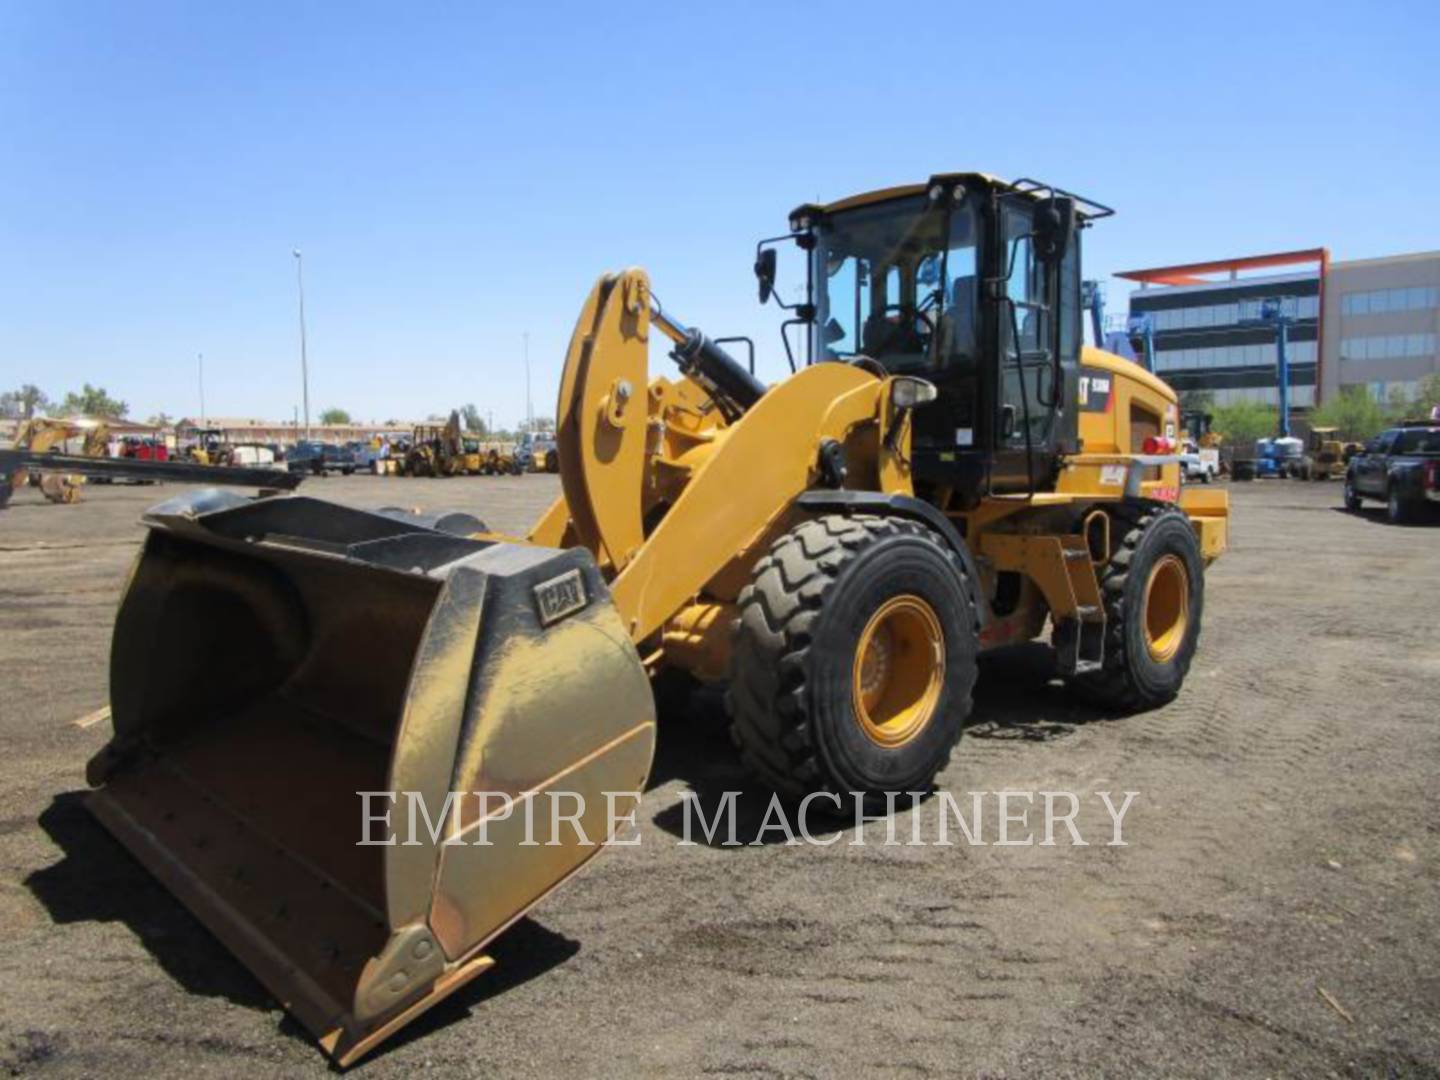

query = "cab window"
[999, 202, 1056, 447]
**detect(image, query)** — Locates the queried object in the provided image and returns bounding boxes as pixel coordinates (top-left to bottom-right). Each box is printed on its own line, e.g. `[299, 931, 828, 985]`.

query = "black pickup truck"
[1344, 421, 1440, 523]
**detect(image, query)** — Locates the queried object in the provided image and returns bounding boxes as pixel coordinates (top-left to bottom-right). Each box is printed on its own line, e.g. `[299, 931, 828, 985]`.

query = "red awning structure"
[1116, 248, 1329, 287]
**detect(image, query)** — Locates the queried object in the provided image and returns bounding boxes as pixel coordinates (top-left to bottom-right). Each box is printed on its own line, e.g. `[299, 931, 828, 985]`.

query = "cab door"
[989, 199, 1079, 493]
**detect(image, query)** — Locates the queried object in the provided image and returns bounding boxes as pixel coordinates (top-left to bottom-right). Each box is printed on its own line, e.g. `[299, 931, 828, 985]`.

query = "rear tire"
[1065, 505, 1204, 713]
[1387, 485, 1413, 525]
[727, 514, 978, 803]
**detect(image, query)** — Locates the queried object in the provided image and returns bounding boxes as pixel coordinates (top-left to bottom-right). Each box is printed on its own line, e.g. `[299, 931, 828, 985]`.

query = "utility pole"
[292, 250, 311, 440]
[523, 331, 533, 435]
[198, 352, 206, 426]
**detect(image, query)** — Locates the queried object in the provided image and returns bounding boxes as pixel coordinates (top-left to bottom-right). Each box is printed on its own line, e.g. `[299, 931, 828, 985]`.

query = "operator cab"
[757, 173, 1111, 502]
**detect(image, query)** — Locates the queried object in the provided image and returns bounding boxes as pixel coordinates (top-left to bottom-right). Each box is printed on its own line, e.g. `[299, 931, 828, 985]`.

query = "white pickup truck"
[1180, 442, 1220, 484]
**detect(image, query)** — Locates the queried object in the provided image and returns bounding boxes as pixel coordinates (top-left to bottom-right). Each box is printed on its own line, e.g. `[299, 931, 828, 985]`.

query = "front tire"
[728, 514, 979, 803]
[1344, 477, 1363, 511]
[1066, 505, 1204, 712]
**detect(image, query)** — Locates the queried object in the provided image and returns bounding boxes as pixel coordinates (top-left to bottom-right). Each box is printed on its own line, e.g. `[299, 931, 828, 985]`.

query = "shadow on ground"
[1330, 504, 1439, 526]
[27, 791, 273, 1010]
[966, 641, 1112, 740]
[646, 642, 1115, 847]
[25, 791, 578, 1065]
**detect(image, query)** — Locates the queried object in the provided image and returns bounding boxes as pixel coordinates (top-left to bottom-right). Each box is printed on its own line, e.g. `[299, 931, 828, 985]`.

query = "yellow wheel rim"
[852, 595, 945, 748]
[1143, 555, 1189, 662]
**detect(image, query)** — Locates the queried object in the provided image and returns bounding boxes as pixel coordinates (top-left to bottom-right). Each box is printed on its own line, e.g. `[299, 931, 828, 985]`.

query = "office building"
[1319, 251, 1440, 403]
[1117, 250, 1326, 408]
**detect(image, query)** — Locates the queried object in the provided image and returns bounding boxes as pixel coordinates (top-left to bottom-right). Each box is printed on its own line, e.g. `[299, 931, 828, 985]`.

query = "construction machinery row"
[1231, 426, 1363, 481]
[392, 412, 559, 477]
[80, 171, 1228, 1066]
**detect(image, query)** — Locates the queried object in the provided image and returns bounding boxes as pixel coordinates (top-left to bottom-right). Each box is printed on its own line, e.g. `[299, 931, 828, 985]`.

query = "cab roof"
[794, 172, 1114, 223]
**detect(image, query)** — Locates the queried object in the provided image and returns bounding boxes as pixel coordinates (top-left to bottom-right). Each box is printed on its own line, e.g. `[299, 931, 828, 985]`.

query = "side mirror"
[1034, 196, 1076, 263]
[755, 248, 777, 304]
[823, 317, 846, 344]
[1000, 404, 1017, 440]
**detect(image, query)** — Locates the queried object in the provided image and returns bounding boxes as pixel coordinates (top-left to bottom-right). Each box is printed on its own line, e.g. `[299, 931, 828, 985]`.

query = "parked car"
[1344, 422, 1440, 523]
[119, 436, 169, 462]
[345, 440, 381, 473]
[286, 441, 356, 476]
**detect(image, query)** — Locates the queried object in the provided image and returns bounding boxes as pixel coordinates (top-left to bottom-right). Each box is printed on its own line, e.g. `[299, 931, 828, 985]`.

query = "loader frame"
[84, 171, 1228, 1068]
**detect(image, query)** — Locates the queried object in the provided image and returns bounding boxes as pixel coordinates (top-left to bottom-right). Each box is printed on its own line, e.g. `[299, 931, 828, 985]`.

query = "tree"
[0, 384, 54, 419]
[61, 383, 128, 418]
[460, 403, 487, 434]
[319, 407, 352, 425]
[1384, 385, 1414, 422]
[1177, 390, 1215, 416]
[146, 411, 173, 428]
[1414, 373, 1440, 418]
[1211, 399, 1278, 447]
[1309, 386, 1388, 441]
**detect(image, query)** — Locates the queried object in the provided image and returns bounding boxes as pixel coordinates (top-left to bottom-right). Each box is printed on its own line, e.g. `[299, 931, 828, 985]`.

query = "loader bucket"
[86, 490, 655, 1066]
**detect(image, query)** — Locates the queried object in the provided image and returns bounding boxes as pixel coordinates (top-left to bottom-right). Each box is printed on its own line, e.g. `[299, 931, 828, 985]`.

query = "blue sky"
[3, 0, 1437, 427]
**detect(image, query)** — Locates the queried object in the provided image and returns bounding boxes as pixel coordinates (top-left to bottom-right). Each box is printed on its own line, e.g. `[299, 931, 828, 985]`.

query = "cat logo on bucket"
[534, 568, 589, 626]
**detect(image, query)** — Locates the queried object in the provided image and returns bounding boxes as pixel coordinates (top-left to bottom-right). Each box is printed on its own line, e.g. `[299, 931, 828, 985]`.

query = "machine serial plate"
[534, 568, 588, 626]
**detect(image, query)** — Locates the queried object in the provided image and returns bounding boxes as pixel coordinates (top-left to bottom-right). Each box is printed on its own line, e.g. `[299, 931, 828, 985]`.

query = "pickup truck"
[1180, 442, 1219, 484]
[285, 441, 356, 476]
[1344, 422, 1440, 523]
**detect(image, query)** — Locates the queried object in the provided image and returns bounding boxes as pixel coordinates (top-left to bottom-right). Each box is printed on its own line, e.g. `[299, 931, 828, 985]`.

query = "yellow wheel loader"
[1306, 426, 1360, 480]
[10, 416, 111, 503]
[85, 173, 1228, 1065]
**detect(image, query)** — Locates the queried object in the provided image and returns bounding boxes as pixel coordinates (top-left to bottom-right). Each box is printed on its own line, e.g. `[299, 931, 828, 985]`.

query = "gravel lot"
[1, 475, 1436, 1077]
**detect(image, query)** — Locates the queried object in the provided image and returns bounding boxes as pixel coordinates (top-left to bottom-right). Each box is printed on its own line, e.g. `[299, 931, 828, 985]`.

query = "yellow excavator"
[7, 416, 111, 504]
[85, 173, 1228, 1065]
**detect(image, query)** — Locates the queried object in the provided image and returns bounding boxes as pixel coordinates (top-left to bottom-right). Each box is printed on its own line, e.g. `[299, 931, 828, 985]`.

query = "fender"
[793, 490, 990, 625]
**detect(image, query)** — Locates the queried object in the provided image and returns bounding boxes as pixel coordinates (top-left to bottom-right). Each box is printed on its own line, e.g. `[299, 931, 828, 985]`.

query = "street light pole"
[292, 249, 311, 440]
[198, 352, 205, 426]
[523, 331, 532, 435]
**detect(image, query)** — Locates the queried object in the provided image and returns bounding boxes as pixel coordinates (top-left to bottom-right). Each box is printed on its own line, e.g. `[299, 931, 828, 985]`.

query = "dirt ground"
[0, 475, 1436, 1078]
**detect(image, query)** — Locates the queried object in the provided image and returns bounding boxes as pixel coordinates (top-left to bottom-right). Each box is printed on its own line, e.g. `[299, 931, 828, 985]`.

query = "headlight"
[890, 376, 939, 410]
